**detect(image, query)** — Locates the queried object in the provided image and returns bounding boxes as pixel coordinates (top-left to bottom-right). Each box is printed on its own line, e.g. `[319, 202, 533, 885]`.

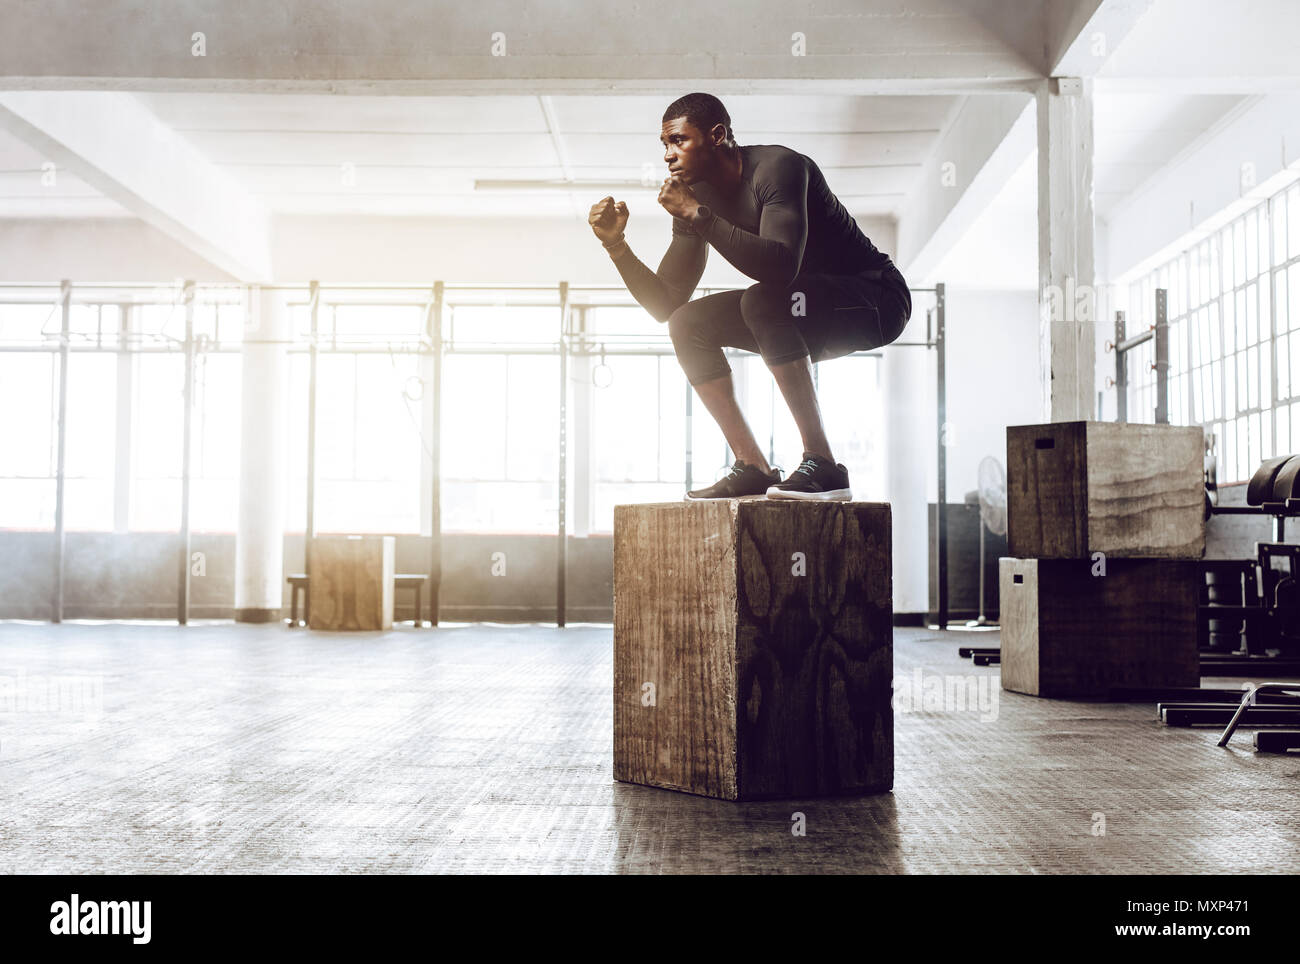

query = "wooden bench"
[285, 572, 429, 627]
[287, 573, 310, 627]
[394, 574, 428, 627]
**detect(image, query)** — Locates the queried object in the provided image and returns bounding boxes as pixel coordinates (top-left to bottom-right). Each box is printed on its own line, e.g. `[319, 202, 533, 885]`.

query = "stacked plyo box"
[1000, 422, 1205, 697]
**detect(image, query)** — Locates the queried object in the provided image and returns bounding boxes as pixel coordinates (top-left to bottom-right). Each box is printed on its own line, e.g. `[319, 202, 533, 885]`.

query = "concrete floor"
[0, 620, 1297, 874]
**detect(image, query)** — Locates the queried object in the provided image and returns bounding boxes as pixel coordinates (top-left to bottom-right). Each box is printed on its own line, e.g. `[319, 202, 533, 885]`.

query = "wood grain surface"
[1007, 422, 1088, 558]
[1007, 421, 1205, 559]
[614, 500, 892, 800]
[613, 501, 738, 798]
[1084, 422, 1204, 558]
[1000, 556, 1199, 697]
[734, 501, 893, 799]
[998, 558, 1040, 695]
[308, 535, 395, 631]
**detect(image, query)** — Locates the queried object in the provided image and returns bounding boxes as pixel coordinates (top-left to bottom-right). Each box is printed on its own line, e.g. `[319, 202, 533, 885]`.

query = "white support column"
[419, 349, 435, 538]
[235, 286, 289, 622]
[113, 304, 132, 533]
[884, 318, 934, 618]
[571, 320, 592, 538]
[731, 355, 749, 466]
[1037, 76, 1098, 422]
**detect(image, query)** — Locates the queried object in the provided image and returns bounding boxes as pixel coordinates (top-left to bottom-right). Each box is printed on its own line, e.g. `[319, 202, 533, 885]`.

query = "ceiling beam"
[0, 0, 1048, 95]
[1050, 0, 1155, 77]
[0, 91, 273, 282]
[895, 93, 1034, 283]
[0, 77, 1045, 96]
[1092, 0, 1300, 93]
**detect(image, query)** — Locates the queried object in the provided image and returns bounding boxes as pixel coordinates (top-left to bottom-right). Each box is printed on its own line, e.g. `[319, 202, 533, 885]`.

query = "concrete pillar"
[234, 286, 289, 622]
[572, 335, 592, 538]
[884, 312, 934, 617]
[418, 350, 434, 537]
[1037, 76, 1097, 422]
[113, 305, 133, 533]
[731, 355, 749, 464]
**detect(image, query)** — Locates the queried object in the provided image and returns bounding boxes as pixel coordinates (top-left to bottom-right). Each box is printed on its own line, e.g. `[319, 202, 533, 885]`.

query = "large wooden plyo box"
[999, 556, 1199, 697]
[1006, 421, 1205, 559]
[308, 535, 395, 631]
[613, 499, 893, 801]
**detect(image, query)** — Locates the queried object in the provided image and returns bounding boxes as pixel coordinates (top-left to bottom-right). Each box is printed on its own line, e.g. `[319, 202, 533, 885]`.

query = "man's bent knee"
[666, 303, 699, 346]
[738, 281, 791, 323]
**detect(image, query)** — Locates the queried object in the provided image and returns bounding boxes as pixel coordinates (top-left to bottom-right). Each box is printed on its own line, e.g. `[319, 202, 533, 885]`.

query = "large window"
[815, 357, 886, 500]
[441, 352, 559, 533]
[190, 352, 242, 532]
[65, 351, 117, 530]
[0, 295, 244, 533]
[286, 302, 429, 535]
[1126, 179, 1300, 483]
[128, 300, 243, 533]
[581, 306, 884, 531]
[1, 284, 891, 538]
[439, 304, 560, 534]
[590, 352, 687, 523]
[312, 352, 424, 534]
[129, 351, 185, 531]
[0, 344, 56, 529]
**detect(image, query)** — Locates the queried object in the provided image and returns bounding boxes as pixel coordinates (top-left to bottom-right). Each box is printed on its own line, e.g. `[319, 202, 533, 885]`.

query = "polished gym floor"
[0, 620, 1296, 874]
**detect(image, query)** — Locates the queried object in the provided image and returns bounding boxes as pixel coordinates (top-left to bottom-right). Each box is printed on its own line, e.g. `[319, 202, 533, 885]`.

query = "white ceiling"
[1092, 91, 1245, 219]
[0, 0, 1292, 289]
[0, 92, 955, 221]
[0, 129, 128, 217]
[928, 89, 1249, 287]
[930, 150, 1037, 289]
[0, 85, 1248, 227]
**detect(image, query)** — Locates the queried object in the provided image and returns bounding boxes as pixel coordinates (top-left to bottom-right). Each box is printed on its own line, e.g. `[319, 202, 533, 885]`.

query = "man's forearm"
[605, 240, 679, 323]
[695, 214, 799, 285]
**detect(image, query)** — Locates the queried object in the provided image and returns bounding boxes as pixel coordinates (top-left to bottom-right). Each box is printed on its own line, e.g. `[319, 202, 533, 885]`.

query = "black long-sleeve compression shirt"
[609, 143, 898, 323]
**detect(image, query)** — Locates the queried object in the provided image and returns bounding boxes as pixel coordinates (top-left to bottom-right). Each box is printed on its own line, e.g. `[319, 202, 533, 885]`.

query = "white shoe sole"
[684, 492, 771, 501]
[765, 486, 853, 501]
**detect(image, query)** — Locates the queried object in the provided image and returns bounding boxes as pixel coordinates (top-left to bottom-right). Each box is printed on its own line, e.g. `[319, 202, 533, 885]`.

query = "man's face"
[660, 117, 715, 185]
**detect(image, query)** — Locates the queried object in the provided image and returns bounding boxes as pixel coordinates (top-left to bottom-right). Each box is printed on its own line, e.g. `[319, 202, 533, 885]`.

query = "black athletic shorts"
[667, 263, 912, 385]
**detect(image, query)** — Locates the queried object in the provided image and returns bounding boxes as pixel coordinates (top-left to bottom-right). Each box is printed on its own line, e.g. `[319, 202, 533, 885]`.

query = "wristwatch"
[691, 204, 714, 229]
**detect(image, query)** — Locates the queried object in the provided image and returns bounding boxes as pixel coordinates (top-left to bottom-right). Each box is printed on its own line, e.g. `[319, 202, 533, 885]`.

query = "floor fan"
[966, 456, 1006, 628]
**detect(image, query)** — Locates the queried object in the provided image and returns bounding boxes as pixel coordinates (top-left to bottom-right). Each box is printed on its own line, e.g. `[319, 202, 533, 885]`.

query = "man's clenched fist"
[657, 173, 699, 220]
[589, 196, 628, 243]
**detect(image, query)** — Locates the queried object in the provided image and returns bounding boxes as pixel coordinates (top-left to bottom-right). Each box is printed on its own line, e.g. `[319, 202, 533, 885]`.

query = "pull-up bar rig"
[12, 277, 946, 628]
[1106, 287, 1170, 425]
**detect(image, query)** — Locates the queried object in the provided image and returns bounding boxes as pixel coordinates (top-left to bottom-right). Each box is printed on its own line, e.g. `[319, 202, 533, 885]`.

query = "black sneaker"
[685, 458, 782, 500]
[766, 452, 852, 501]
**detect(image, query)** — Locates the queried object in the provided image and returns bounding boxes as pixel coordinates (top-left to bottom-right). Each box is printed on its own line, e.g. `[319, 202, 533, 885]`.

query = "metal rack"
[2, 277, 946, 627]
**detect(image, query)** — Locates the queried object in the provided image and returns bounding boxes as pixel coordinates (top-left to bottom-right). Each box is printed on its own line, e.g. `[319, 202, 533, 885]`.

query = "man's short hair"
[662, 93, 734, 145]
